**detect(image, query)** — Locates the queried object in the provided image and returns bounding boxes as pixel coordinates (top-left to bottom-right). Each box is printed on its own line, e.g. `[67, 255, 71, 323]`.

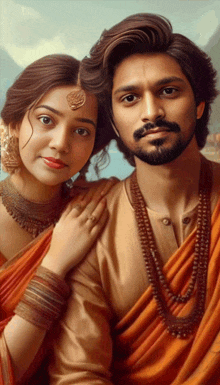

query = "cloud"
[1, 0, 220, 68]
[196, 10, 219, 46]
[1, 0, 43, 47]
[0, 0, 81, 67]
[3, 35, 80, 67]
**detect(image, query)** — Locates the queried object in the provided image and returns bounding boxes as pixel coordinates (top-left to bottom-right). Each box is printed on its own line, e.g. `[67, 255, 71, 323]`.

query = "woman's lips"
[43, 157, 67, 169]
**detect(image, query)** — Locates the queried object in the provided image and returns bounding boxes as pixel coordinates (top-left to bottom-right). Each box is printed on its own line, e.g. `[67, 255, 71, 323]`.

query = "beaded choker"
[0, 177, 70, 238]
[130, 157, 212, 338]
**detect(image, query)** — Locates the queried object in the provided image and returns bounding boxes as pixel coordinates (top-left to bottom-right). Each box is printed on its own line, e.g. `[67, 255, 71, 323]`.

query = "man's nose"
[140, 94, 165, 122]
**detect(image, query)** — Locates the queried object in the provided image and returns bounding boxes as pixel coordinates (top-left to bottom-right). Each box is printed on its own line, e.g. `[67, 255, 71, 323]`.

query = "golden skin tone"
[112, 53, 204, 161]
[0, 85, 117, 381]
[13, 85, 97, 201]
[112, 53, 205, 244]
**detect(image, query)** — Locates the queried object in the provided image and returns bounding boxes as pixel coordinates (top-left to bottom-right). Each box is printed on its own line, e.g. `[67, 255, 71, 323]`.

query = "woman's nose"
[49, 126, 70, 153]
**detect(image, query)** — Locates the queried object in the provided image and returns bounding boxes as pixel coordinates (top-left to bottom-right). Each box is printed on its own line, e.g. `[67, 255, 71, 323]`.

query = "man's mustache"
[133, 120, 181, 141]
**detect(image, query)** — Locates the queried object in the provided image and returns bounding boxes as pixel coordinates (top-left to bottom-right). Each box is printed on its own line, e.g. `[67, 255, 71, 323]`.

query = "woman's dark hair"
[80, 13, 219, 166]
[1, 54, 115, 173]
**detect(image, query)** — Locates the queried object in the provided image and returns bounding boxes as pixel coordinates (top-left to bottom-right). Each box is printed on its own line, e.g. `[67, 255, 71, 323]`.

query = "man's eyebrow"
[113, 77, 186, 95]
[76, 118, 96, 128]
[113, 85, 138, 95]
[155, 76, 186, 86]
[34, 105, 63, 116]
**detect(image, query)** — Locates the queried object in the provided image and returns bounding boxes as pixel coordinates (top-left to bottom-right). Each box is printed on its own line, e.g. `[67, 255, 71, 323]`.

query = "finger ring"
[88, 215, 97, 222]
[73, 204, 82, 211]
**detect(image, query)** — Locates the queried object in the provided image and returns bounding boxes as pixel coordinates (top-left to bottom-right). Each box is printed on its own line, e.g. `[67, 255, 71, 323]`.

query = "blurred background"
[0, 0, 220, 181]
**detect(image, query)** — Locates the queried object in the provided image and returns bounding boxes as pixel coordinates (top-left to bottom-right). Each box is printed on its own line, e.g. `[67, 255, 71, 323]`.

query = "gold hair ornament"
[66, 87, 86, 110]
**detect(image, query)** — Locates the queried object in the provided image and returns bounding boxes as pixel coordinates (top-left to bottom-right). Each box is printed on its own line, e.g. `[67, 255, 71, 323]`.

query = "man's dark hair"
[80, 13, 219, 166]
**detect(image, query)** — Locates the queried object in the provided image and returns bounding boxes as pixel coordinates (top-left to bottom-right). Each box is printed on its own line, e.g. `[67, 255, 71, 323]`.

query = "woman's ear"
[196, 101, 205, 120]
[10, 123, 20, 138]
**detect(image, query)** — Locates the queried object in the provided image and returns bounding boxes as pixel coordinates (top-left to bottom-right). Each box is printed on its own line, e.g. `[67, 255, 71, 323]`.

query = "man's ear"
[196, 101, 205, 120]
[112, 122, 120, 137]
[110, 112, 120, 137]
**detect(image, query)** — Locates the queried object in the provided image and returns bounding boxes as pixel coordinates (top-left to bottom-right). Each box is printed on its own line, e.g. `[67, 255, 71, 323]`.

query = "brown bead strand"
[130, 157, 212, 338]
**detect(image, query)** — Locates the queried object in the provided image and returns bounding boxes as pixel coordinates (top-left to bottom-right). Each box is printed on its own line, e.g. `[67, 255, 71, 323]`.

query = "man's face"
[111, 53, 205, 166]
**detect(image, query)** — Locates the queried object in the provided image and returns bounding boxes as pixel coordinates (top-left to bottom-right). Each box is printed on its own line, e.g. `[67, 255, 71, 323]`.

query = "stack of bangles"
[14, 266, 70, 330]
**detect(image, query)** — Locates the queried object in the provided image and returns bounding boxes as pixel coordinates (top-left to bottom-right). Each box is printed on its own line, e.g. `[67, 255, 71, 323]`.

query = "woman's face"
[15, 85, 98, 186]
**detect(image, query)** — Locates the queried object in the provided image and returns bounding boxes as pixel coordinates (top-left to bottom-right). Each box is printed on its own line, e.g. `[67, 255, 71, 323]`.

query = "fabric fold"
[0, 228, 53, 385]
[112, 200, 220, 384]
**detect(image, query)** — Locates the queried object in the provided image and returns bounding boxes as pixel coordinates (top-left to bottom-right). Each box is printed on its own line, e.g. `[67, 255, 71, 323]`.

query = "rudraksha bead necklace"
[0, 177, 71, 238]
[130, 156, 212, 338]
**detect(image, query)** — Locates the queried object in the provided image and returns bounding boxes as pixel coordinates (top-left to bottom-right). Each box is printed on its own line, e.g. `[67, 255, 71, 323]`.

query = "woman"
[0, 54, 116, 384]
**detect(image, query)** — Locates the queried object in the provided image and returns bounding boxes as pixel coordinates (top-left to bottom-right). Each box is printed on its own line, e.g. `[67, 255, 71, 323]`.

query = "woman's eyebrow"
[35, 105, 63, 116]
[76, 118, 96, 128]
[34, 107, 96, 128]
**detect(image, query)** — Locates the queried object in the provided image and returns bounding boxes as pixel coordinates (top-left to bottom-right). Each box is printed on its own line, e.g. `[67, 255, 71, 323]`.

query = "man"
[50, 14, 220, 384]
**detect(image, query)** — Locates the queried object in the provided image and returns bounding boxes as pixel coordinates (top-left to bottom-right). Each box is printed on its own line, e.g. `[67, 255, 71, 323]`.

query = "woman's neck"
[10, 172, 62, 202]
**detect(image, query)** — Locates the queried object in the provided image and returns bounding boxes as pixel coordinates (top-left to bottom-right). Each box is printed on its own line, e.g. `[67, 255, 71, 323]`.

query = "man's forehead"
[112, 53, 188, 89]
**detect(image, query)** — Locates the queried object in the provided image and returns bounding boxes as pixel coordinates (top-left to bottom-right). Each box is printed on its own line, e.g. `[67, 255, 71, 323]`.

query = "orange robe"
[112, 199, 220, 384]
[0, 228, 53, 385]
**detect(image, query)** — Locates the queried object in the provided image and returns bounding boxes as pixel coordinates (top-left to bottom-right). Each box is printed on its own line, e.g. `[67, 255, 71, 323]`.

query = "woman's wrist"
[41, 255, 67, 279]
[14, 265, 70, 330]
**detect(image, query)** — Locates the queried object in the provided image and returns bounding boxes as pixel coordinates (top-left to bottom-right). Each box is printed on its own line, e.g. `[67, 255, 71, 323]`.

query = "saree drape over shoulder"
[50, 175, 220, 385]
[0, 228, 53, 385]
[112, 198, 220, 384]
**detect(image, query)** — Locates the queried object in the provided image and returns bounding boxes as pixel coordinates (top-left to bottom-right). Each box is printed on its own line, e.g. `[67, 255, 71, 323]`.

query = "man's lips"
[133, 120, 181, 141]
[43, 157, 67, 169]
[140, 127, 172, 137]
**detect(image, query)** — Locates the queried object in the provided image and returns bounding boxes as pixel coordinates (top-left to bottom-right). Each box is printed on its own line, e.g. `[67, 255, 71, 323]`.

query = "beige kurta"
[49, 161, 220, 384]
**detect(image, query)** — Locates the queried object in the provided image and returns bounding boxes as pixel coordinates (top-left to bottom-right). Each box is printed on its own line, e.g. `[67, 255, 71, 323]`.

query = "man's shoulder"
[105, 175, 131, 207]
[211, 160, 220, 172]
[211, 160, 220, 192]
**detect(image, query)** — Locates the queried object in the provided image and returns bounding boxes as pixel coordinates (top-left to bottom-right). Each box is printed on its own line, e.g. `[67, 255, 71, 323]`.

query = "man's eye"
[162, 88, 177, 95]
[122, 94, 137, 103]
[39, 116, 53, 125]
[75, 128, 90, 137]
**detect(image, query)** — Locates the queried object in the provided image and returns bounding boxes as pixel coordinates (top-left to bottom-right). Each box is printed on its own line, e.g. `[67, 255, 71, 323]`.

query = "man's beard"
[124, 119, 195, 166]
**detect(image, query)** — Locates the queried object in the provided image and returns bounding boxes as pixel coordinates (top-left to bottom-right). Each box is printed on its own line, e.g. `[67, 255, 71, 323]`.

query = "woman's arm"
[3, 179, 116, 382]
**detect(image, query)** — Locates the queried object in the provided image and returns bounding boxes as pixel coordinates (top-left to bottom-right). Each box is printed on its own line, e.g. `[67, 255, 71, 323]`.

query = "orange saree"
[0, 228, 53, 385]
[112, 198, 220, 385]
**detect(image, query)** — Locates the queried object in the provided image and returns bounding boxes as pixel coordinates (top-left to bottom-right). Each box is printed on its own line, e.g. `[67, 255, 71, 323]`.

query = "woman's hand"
[70, 176, 119, 198]
[41, 183, 112, 278]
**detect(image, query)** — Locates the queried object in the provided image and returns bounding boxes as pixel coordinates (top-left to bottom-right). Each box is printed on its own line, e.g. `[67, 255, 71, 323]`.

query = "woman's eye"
[39, 116, 53, 125]
[122, 94, 138, 103]
[75, 128, 90, 137]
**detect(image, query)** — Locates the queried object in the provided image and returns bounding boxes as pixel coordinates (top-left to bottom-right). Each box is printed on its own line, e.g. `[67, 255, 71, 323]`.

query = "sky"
[0, 0, 220, 180]
[1, 0, 220, 67]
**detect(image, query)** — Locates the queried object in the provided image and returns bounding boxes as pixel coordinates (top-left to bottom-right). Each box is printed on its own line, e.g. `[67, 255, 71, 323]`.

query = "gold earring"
[1, 122, 22, 174]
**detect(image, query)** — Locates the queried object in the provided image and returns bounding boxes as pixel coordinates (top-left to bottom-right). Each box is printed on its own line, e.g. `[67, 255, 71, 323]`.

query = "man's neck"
[135, 143, 202, 220]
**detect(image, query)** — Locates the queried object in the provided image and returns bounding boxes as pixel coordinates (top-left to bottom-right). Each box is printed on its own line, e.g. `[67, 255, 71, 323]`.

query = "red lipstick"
[43, 157, 67, 169]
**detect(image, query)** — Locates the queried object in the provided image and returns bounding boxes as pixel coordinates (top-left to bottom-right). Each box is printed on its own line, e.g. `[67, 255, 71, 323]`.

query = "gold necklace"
[130, 157, 212, 338]
[0, 177, 71, 238]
